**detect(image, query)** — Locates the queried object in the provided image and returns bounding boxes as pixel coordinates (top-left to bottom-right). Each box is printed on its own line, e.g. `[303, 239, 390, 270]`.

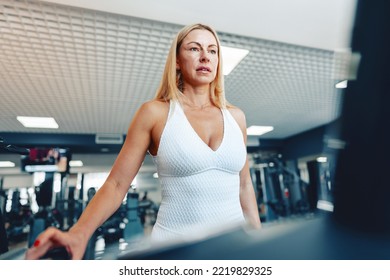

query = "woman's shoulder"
[226, 104, 246, 124]
[138, 99, 170, 118]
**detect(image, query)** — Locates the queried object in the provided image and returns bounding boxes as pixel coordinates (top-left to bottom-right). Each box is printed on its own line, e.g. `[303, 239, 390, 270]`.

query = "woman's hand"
[25, 226, 88, 260]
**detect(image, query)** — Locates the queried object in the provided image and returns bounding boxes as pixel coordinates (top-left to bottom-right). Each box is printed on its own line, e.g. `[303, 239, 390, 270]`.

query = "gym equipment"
[122, 192, 144, 240]
[138, 191, 158, 228]
[0, 137, 30, 254]
[0, 207, 8, 255]
[55, 186, 83, 230]
[28, 187, 98, 260]
[96, 191, 155, 245]
[27, 177, 63, 247]
[118, 213, 390, 260]
[252, 155, 311, 222]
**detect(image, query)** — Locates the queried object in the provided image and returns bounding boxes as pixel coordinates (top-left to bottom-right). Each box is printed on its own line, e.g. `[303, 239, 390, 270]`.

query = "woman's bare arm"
[26, 101, 164, 259]
[229, 107, 261, 229]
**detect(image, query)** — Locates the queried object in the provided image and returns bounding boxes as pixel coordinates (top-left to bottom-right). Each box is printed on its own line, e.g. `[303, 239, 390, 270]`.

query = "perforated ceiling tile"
[0, 0, 349, 138]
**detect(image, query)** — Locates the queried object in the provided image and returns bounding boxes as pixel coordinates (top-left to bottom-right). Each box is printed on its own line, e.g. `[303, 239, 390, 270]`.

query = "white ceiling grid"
[0, 0, 349, 139]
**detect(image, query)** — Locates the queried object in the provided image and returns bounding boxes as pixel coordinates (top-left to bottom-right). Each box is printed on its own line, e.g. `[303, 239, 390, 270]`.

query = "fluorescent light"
[69, 160, 83, 167]
[325, 138, 346, 149]
[26, 165, 58, 172]
[17, 116, 59, 129]
[316, 157, 327, 163]
[247, 125, 274, 136]
[335, 80, 348, 88]
[221, 46, 249, 75]
[0, 161, 15, 167]
[317, 200, 334, 212]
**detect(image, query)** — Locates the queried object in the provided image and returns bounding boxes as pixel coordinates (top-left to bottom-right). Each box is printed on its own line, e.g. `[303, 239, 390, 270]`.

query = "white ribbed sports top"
[150, 100, 247, 243]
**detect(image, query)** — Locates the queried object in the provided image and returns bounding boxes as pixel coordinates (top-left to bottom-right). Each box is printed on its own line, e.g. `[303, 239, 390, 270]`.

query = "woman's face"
[177, 29, 219, 89]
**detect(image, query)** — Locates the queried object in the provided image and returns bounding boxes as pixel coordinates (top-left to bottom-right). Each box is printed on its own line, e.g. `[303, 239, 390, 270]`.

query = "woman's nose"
[200, 50, 210, 62]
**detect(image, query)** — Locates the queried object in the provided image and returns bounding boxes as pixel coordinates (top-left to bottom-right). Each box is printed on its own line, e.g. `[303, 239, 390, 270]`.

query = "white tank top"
[150, 100, 247, 243]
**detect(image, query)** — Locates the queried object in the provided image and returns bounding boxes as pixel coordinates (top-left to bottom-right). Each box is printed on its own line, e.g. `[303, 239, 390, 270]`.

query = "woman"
[25, 23, 261, 260]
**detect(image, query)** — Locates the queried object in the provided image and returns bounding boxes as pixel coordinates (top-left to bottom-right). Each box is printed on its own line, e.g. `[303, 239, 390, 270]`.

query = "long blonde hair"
[154, 23, 226, 108]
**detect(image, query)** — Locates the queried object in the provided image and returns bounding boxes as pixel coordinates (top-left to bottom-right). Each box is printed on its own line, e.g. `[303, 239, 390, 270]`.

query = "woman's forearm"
[240, 182, 261, 229]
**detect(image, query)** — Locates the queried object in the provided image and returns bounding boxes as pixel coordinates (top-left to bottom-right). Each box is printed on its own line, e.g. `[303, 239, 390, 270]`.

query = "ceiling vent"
[95, 134, 124, 144]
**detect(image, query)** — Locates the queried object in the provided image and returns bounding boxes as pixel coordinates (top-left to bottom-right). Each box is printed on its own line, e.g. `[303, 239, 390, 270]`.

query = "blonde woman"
[26, 23, 260, 260]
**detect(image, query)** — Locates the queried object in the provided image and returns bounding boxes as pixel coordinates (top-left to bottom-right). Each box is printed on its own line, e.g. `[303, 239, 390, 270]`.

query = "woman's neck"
[180, 89, 212, 110]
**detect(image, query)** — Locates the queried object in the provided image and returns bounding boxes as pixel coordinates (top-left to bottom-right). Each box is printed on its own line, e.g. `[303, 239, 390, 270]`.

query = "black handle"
[0, 137, 30, 155]
[40, 247, 71, 260]
[3, 144, 30, 155]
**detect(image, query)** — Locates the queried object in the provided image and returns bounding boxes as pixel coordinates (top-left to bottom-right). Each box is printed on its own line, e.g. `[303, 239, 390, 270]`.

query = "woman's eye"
[209, 49, 217, 54]
[190, 47, 199, 52]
